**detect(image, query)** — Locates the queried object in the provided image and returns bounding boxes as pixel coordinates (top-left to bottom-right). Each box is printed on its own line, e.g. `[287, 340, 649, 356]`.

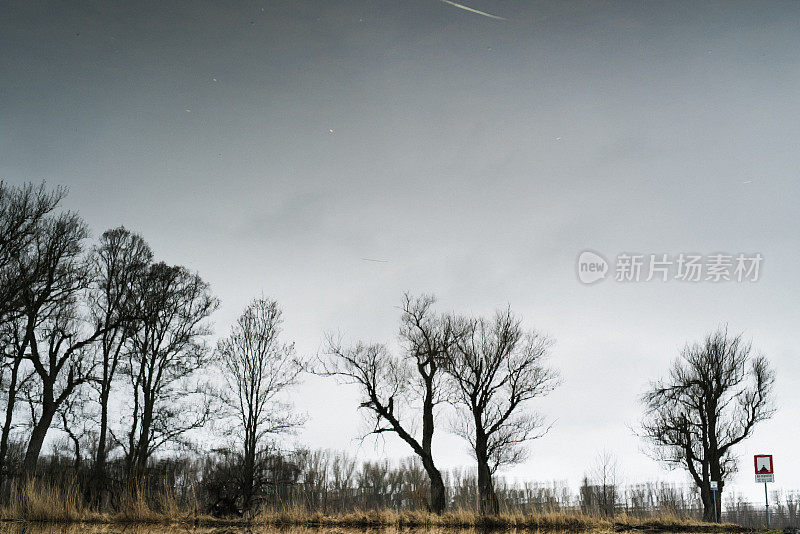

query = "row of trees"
[322, 302, 776, 521]
[322, 294, 560, 514]
[200, 448, 793, 520]
[0, 181, 777, 522]
[0, 182, 302, 509]
[0, 182, 220, 490]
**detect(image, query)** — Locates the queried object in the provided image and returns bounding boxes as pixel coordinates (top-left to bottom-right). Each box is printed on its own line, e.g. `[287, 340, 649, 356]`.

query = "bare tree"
[0, 182, 66, 319]
[87, 227, 152, 497]
[216, 297, 304, 510]
[581, 450, 619, 517]
[0, 182, 66, 479]
[322, 294, 455, 514]
[55, 383, 95, 471]
[444, 307, 559, 515]
[13, 211, 111, 476]
[124, 262, 218, 475]
[0, 322, 36, 480]
[640, 327, 776, 522]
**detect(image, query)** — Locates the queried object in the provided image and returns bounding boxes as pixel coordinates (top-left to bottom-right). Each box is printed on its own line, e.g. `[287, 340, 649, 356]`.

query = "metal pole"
[764, 482, 770, 527]
[712, 488, 718, 523]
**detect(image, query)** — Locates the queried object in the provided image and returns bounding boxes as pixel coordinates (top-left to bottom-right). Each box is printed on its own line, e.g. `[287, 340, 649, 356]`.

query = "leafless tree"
[87, 226, 152, 498]
[55, 383, 95, 471]
[640, 327, 776, 522]
[0, 182, 66, 320]
[13, 211, 111, 476]
[1, 321, 33, 480]
[0, 182, 66, 479]
[216, 297, 304, 510]
[124, 262, 218, 475]
[582, 449, 620, 517]
[444, 307, 559, 515]
[322, 294, 455, 514]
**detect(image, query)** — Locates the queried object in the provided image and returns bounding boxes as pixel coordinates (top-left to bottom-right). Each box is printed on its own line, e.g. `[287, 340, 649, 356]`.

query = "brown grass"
[0, 479, 90, 522]
[251, 507, 755, 532]
[0, 482, 758, 532]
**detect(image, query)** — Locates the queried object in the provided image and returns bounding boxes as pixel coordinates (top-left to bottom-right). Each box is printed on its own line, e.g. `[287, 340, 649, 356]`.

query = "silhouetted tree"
[323, 294, 455, 514]
[0, 182, 66, 480]
[0, 182, 66, 320]
[55, 383, 95, 471]
[216, 297, 303, 510]
[13, 210, 111, 476]
[0, 322, 35, 481]
[87, 227, 152, 499]
[444, 307, 559, 515]
[640, 328, 775, 522]
[124, 262, 218, 475]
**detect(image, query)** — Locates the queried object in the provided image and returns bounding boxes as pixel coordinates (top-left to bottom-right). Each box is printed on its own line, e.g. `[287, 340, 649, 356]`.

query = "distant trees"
[640, 328, 776, 522]
[323, 294, 456, 514]
[124, 262, 219, 474]
[216, 297, 304, 510]
[0, 182, 321, 509]
[580, 450, 619, 517]
[2, 182, 789, 523]
[444, 307, 559, 515]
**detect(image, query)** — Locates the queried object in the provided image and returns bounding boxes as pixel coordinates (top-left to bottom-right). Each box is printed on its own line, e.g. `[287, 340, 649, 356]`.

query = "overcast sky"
[2, 0, 799, 503]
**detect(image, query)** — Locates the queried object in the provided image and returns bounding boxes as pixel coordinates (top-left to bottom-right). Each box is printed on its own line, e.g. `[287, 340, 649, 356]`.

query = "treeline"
[0, 181, 560, 516]
[0, 182, 779, 523]
[3, 441, 797, 527]
[0, 183, 222, 502]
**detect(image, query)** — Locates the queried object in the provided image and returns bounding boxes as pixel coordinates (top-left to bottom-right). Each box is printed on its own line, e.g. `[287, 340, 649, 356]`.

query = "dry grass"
[250, 507, 753, 532]
[0, 479, 207, 525]
[0, 479, 94, 523]
[0, 483, 756, 532]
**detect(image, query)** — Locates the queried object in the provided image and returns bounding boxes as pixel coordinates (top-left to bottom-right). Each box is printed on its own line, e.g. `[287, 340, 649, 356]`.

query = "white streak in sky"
[440, 0, 507, 21]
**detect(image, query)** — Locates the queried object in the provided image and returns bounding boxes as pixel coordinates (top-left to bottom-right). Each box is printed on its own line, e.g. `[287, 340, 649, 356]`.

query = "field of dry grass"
[0, 480, 757, 532]
[252, 508, 755, 532]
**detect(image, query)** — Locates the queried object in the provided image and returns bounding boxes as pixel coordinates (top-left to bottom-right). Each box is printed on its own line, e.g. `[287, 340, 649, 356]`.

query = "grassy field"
[0, 480, 757, 532]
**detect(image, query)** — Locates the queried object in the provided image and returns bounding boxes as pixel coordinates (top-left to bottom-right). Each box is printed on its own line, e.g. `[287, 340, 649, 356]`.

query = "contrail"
[361, 258, 389, 263]
[440, 0, 507, 21]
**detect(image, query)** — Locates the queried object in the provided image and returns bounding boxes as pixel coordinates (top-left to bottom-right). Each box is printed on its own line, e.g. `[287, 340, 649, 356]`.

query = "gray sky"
[2, 0, 799, 503]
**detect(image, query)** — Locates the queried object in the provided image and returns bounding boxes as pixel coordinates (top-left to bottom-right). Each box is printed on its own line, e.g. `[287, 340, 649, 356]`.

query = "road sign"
[710, 481, 718, 490]
[755, 454, 774, 483]
[755, 455, 774, 527]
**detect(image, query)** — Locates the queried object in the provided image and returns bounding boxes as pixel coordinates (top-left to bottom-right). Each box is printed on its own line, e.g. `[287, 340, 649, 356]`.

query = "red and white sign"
[755, 454, 774, 483]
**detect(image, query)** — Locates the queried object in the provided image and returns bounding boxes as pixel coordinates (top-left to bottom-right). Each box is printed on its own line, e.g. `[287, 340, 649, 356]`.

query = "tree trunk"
[701, 487, 713, 522]
[90, 387, 110, 504]
[429, 467, 446, 515]
[0, 359, 20, 481]
[475, 437, 498, 515]
[701, 484, 723, 522]
[22, 406, 57, 476]
[420, 371, 445, 514]
[134, 402, 153, 475]
[242, 442, 255, 512]
[420, 454, 446, 514]
[699, 483, 723, 522]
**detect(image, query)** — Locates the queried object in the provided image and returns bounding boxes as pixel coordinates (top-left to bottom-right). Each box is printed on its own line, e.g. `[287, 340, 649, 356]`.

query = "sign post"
[710, 481, 719, 522]
[755, 455, 774, 527]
